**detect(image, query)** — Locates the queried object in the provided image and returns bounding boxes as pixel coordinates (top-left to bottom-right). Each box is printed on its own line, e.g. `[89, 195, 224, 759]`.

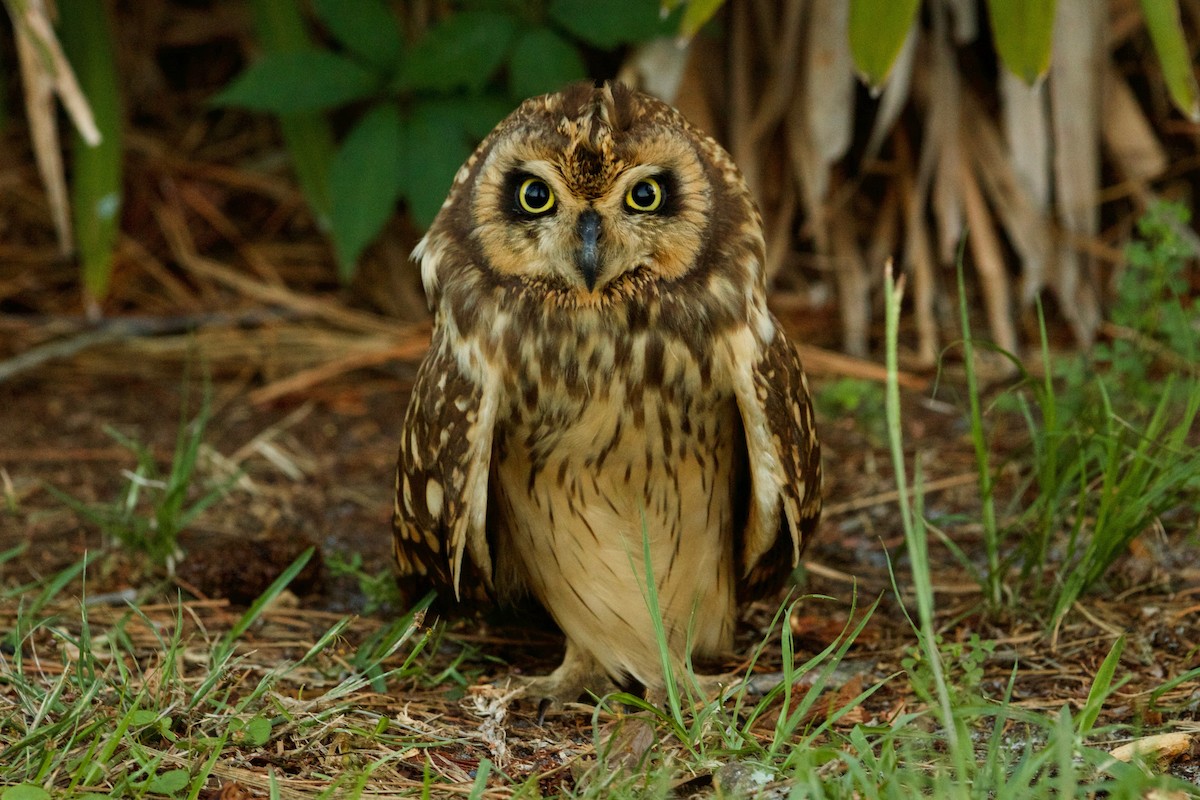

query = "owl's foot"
[510, 641, 616, 724]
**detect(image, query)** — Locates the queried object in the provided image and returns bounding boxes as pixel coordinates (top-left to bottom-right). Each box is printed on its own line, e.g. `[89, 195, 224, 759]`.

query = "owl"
[393, 82, 820, 705]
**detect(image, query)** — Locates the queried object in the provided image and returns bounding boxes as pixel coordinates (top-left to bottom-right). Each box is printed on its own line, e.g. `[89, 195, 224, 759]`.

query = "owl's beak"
[576, 209, 602, 290]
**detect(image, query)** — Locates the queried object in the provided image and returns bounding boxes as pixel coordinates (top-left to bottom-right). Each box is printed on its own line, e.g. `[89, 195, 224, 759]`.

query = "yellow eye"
[625, 177, 663, 212]
[517, 178, 555, 215]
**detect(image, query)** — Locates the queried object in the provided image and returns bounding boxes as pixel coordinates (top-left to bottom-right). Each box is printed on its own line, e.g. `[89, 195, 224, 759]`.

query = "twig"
[246, 324, 430, 405]
[758, 335, 931, 390]
[0, 310, 288, 383]
[823, 472, 978, 516]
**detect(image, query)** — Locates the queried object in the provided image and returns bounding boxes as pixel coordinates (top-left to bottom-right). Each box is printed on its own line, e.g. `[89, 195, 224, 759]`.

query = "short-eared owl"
[393, 82, 820, 702]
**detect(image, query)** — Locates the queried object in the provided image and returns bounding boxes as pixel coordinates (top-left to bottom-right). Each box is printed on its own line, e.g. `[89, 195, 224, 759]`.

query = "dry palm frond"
[647, 0, 1193, 360]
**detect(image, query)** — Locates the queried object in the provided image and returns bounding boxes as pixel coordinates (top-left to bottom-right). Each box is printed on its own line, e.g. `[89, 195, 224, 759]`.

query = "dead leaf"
[1109, 732, 1193, 765]
[602, 717, 657, 771]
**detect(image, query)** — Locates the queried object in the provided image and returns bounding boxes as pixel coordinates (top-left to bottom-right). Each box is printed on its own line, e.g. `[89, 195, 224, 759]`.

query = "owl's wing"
[723, 320, 822, 600]
[393, 329, 500, 603]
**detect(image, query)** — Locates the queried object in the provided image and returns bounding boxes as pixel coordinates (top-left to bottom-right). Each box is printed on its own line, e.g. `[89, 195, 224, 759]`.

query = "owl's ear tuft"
[601, 81, 636, 132]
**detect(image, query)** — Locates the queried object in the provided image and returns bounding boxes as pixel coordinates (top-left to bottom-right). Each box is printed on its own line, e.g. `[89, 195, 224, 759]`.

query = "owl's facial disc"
[463, 89, 717, 296]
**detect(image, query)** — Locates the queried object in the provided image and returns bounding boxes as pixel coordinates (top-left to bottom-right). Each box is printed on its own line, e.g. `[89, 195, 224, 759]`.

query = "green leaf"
[248, 0, 310, 52]
[243, 715, 274, 746]
[848, 0, 920, 88]
[548, 0, 676, 48]
[1139, 0, 1200, 121]
[678, 0, 724, 40]
[508, 28, 587, 100]
[328, 103, 403, 278]
[146, 769, 190, 795]
[1, 786, 51, 800]
[313, 0, 403, 73]
[429, 95, 513, 140]
[213, 50, 379, 113]
[986, 0, 1057, 84]
[402, 106, 475, 229]
[1077, 635, 1126, 737]
[57, 0, 123, 303]
[129, 708, 160, 728]
[246, 0, 337, 230]
[395, 12, 517, 93]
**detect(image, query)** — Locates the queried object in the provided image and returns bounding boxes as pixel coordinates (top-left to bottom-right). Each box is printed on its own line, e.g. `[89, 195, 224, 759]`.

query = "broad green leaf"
[249, 0, 309, 52]
[549, 0, 677, 49]
[280, 118, 336, 230]
[313, 0, 403, 73]
[328, 103, 403, 278]
[1, 786, 51, 800]
[415, 95, 512, 142]
[129, 708, 160, 728]
[213, 50, 379, 113]
[1139, 0, 1200, 121]
[244, 715, 274, 746]
[848, 0, 920, 88]
[402, 107, 475, 228]
[247, 0, 337, 229]
[58, 0, 123, 302]
[146, 769, 190, 795]
[395, 12, 517, 93]
[986, 0, 1056, 84]
[453, 95, 514, 140]
[1077, 635, 1126, 737]
[678, 0, 724, 40]
[509, 28, 587, 100]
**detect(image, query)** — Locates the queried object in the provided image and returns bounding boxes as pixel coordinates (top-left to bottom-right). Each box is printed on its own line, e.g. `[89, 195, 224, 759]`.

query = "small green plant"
[1074, 199, 1198, 407]
[815, 377, 889, 443]
[48, 381, 237, 571]
[326, 549, 405, 614]
[902, 632, 997, 707]
[215, 0, 680, 279]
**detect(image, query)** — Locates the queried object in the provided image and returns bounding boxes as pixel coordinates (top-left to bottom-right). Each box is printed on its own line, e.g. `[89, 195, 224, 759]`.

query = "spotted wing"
[725, 321, 822, 601]
[393, 330, 500, 603]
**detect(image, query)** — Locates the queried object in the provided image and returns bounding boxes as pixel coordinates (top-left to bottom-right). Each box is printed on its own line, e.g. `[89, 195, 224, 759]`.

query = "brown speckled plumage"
[393, 82, 820, 696]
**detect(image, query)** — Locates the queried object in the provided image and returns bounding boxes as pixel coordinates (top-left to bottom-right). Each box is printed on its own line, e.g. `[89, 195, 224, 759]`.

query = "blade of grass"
[1076, 634, 1126, 738]
[956, 259, 1001, 606]
[466, 757, 492, 800]
[57, 0, 123, 305]
[189, 546, 314, 708]
[883, 262, 967, 788]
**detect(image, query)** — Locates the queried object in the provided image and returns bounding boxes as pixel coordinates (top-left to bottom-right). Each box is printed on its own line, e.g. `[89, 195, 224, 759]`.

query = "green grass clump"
[0, 551, 439, 798]
[946, 200, 1199, 620]
[47, 381, 237, 572]
[1021, 202, 1199, 621]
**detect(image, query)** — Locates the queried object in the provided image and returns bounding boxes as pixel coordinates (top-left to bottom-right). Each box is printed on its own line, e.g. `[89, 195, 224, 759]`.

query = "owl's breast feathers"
[394, 274, 821, 609]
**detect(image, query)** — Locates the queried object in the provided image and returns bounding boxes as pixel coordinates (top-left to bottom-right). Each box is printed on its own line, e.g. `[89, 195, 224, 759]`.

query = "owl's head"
[418, 82, 760, 308]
